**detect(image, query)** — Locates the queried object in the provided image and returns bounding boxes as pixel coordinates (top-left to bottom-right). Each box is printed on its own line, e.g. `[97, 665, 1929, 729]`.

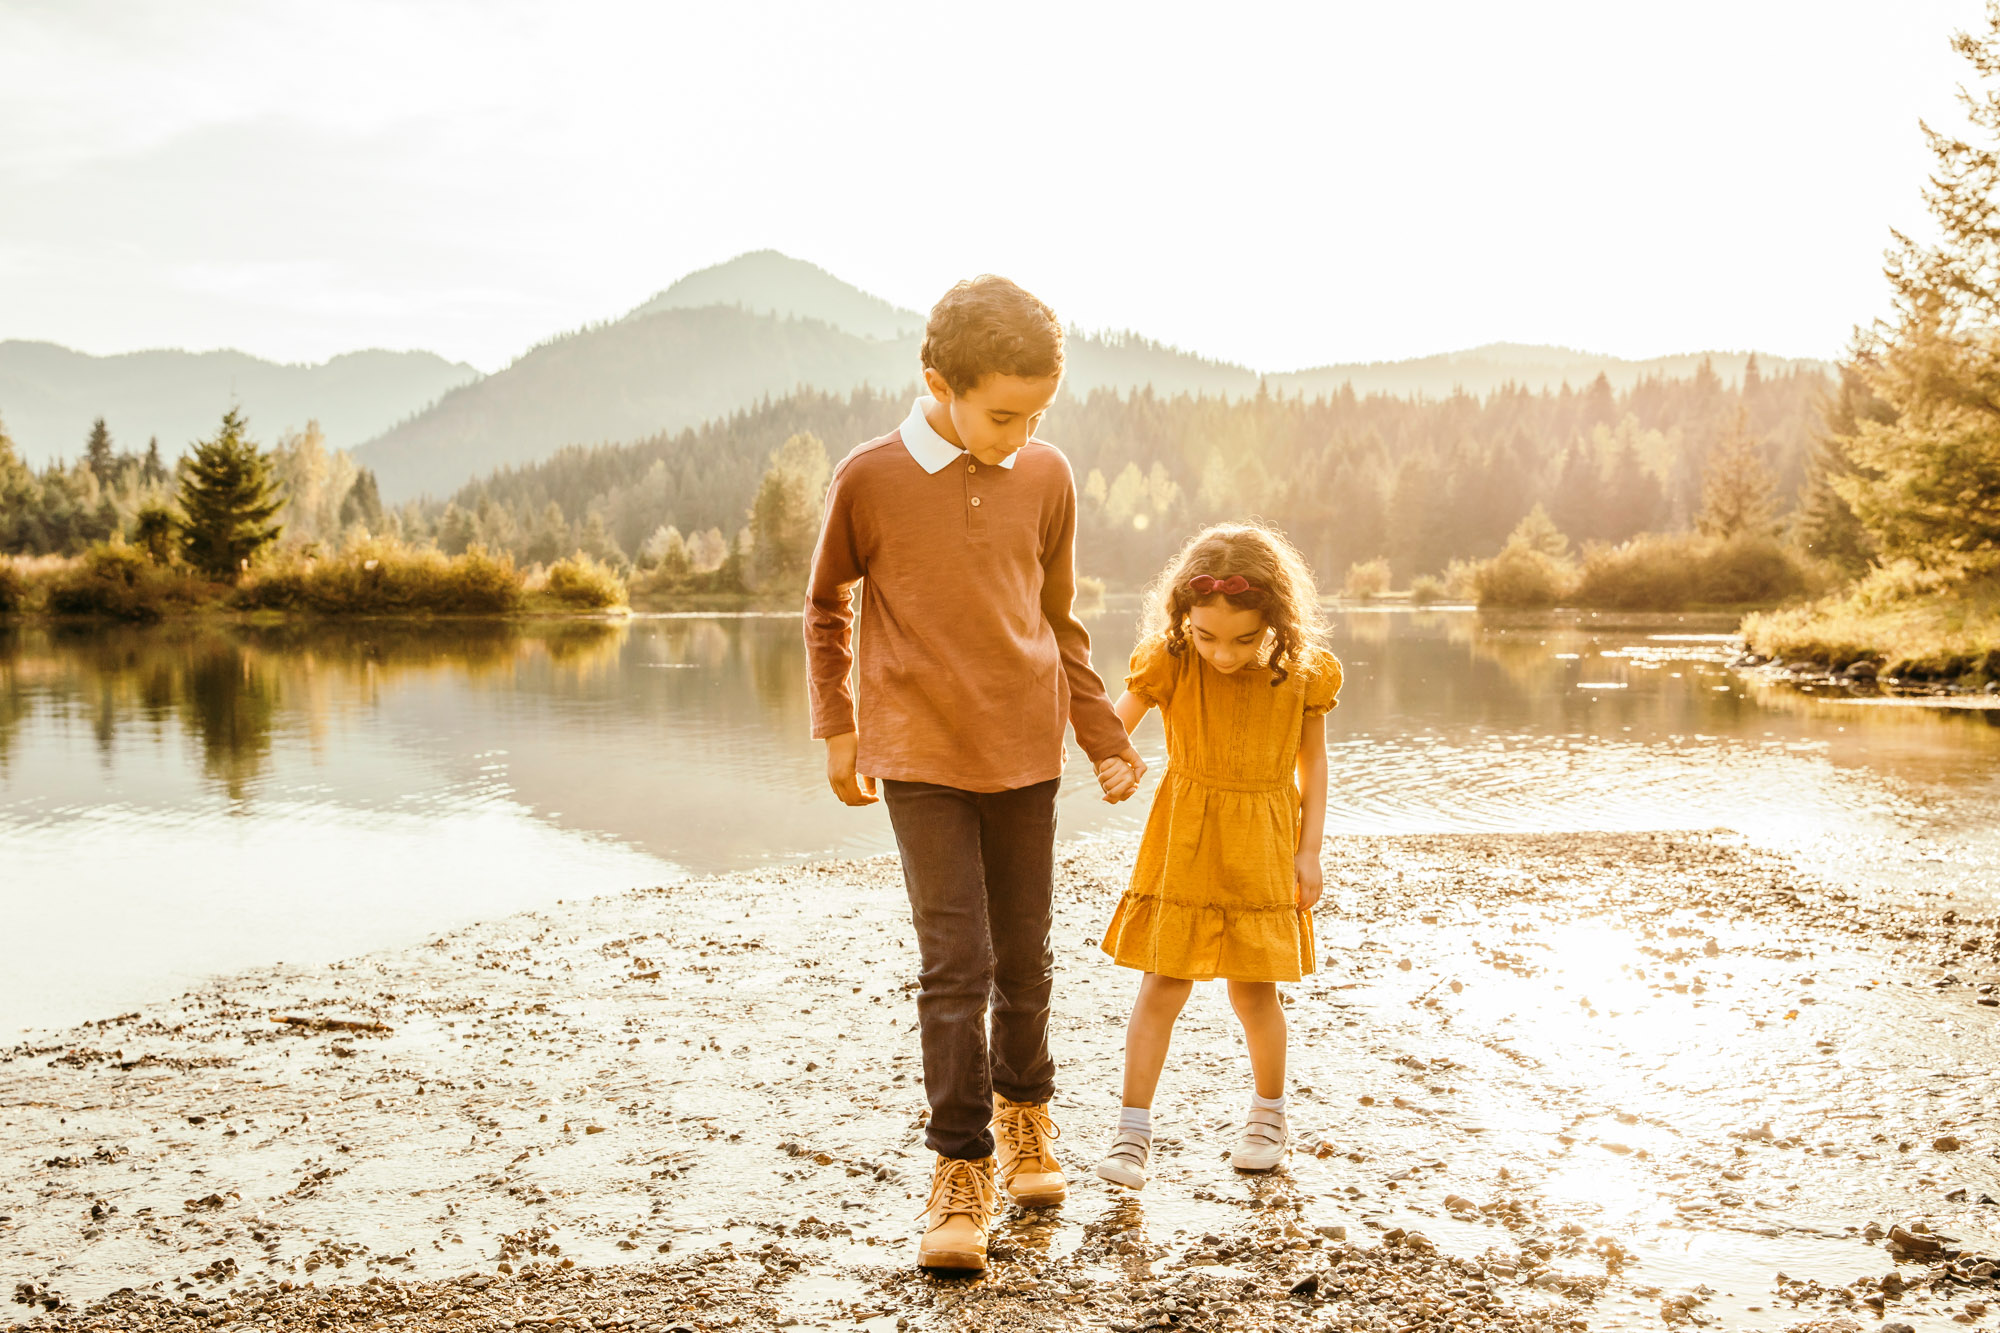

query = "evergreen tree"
[1508, 502, 1571, 560]
[132, 504, 179, 565]
[1698, 408, 1779, 539]
[747, 432, 830, 591]
[84, 417, 114, 483]
[1833, 3, 2000, 569]
[1795, 366, 1882, 571]
[142, 437, 168, 487]
[177, 408, 283, 579]
[1549, 438, 1604, 542]
[338, 468, 384, 533]
[0, 417, 39, 553]
[436, 503, 478, 556]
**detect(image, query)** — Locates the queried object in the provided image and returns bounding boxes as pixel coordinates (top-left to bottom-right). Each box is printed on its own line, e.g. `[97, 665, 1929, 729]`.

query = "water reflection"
[3, 608, 1999, 1033]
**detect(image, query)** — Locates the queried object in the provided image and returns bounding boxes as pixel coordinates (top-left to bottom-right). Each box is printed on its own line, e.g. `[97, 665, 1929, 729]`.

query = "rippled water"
[3, 607, 1997, 1034]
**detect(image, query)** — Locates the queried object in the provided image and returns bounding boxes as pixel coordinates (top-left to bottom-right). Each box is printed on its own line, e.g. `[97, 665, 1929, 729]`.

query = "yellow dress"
[1100, 635, 1342, 983]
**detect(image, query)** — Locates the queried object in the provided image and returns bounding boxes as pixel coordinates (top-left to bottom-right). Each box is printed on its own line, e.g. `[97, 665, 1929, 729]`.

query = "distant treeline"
[423, 357, 1830, 588]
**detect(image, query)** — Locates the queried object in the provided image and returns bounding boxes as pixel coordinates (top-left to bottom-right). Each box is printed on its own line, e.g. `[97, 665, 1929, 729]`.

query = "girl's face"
[1186, 599, 1269, 675]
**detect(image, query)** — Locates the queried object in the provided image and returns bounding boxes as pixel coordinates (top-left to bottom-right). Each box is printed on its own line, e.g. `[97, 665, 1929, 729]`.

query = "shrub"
[1440, 559, 1479, 599]
[539, 553, 627, 610]
[1472, 544, 1574, 609]
[1572, 533, 1823, 611]
[1342, 558, 1392, 600]
[1692, 534, 1820, 606]
[236, 540, 524, 615]
[45, 543, 202, 621]
[1409, 575, 1446, 604]
[0, 560, 21, 614]
[1573, 534, 1701, 610]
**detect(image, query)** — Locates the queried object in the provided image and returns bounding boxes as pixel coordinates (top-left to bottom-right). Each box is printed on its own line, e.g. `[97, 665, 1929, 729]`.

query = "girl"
[1092, 522, 1339, 1188]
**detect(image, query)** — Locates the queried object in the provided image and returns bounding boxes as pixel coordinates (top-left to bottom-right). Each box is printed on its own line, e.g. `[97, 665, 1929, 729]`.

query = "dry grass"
[38, 545, 216, 622]
[1476, 534, 1829, 612]
[1743, 562, 2000, 681]
[1342, 558, 1392, 599]
[529, 553, 627, 611]
[236, 540, 527, 616]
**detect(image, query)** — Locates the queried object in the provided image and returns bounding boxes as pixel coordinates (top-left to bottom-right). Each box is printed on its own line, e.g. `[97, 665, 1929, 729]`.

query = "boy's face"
[1187, 600, 1269, 675]
[923, 368, 1060, 467]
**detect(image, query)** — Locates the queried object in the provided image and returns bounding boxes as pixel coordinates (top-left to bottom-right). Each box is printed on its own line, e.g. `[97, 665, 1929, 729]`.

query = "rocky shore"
[5, 832, 1998, 1332]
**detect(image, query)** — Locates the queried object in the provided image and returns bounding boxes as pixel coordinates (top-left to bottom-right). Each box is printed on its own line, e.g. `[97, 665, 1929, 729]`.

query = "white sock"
[1117, 1106, 1152, 1137]
[1251, 1091, 1287, 1115]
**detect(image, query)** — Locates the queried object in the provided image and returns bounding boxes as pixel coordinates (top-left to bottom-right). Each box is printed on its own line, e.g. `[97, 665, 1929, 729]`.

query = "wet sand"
[5, 832, 1999, 1333]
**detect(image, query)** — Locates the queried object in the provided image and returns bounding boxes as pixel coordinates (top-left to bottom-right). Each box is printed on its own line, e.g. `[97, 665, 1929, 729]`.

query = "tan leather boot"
[916, 1155, 997, 1271]
[992, 1095, 1067, 1207]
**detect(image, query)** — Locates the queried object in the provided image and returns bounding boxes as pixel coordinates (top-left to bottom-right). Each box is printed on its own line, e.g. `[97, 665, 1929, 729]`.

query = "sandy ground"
[5, 831, 2000, 1333]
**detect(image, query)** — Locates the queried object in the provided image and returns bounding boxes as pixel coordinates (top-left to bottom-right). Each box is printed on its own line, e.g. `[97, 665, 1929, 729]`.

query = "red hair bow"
[1187, 574, 1255, 595]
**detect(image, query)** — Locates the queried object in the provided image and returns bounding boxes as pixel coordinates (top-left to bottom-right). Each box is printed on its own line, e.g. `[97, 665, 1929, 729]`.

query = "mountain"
[1269, 342, 1832, 399]
[623, 250, 923, 341]
[355, 307, 918, 500]
[0, 342, 481, 467]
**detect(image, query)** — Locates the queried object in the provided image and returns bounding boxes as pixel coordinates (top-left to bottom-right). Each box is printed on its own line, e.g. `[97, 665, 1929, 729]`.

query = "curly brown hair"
[1139, 522, 1328, 686]
[921, 275, 1065, 395]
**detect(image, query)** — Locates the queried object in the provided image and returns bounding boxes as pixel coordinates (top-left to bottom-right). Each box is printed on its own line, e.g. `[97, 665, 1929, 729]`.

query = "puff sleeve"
[1303, 647, 1343, 716]
[1125, 635, 1180, 711]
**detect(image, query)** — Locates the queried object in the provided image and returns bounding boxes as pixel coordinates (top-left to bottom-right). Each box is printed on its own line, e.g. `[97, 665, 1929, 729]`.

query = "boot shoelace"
[920, 1158, 997, 1220]
[996, 1101, 1061, 1166]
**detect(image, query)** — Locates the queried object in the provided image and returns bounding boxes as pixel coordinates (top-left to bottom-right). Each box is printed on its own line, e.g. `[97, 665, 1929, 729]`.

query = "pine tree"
[1833, 3, 2000, 569]
[132, 504, 179, 565]
[338, 468, 384, 532]
[1698, 408, 1779, 540]
[142, 437, 167, 487]
[747, 432, 830, 592]
[1795, 366, 1882, 571]
[177, 408, 283, 579]
[1507, 502, 1571, 560]
[84, 417, 115, 484]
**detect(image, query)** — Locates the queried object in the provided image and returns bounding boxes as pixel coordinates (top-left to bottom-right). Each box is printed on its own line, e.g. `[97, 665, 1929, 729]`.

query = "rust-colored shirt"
[804, 398, 1128, 792]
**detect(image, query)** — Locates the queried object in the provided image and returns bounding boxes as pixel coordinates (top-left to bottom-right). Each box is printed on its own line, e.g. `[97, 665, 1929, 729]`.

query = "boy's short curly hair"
[921, 275, 1065, 395]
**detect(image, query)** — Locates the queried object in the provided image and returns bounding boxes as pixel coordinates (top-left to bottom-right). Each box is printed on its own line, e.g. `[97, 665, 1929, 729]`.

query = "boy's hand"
[825, 733, 878, 806]
[1095, 747, 1148, 803]
[1294, 850, 1323, 911]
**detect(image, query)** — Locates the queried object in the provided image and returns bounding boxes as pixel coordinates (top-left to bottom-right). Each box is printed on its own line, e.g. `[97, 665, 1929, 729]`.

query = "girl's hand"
[1095, 753, 1141, 803]
[1294, 850, 1323, 911]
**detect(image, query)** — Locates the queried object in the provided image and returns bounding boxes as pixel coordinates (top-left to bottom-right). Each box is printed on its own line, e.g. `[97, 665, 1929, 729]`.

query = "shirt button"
[969, 496, 982, 507]
[967, 463, 976, 473]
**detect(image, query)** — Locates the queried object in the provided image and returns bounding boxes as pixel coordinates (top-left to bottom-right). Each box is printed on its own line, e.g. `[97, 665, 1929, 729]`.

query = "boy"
[804, 275, 1145, 1271]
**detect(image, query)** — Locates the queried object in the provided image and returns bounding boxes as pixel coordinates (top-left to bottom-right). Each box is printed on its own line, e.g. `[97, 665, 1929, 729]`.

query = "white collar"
[900, 395, 1019, 474]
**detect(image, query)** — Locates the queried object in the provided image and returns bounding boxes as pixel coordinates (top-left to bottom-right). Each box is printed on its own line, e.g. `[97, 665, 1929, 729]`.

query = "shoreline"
[6, 832, 1999, 1333]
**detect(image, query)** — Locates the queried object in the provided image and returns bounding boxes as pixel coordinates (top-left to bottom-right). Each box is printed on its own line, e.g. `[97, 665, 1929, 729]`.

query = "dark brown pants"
[881, 777, 1060, 1161]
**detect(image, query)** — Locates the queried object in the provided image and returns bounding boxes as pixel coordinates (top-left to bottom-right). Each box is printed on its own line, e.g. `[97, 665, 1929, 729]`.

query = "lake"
[5, 605, 1998, 1035]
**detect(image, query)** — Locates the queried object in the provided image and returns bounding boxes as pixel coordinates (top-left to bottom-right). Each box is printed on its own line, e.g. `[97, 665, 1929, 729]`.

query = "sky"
[0, 0, 1982, 374]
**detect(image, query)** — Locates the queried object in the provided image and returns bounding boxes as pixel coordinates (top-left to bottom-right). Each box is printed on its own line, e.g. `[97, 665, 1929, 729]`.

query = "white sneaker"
[1094, 1129, 1152, 1189]
[1230, 1107, 1288, 1171]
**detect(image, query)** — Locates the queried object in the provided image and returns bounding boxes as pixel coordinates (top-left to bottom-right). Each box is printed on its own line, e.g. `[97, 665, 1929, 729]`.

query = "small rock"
[1934, 1135, 1962, 1152]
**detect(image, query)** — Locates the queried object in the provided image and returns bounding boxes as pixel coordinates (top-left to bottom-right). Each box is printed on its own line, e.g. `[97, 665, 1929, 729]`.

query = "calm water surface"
[4, 606, 1998, 1034]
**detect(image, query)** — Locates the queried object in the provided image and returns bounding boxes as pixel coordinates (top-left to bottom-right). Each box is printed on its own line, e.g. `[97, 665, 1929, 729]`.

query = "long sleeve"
[1040, 469, 1128, 763]
[803, 461, 864, 739]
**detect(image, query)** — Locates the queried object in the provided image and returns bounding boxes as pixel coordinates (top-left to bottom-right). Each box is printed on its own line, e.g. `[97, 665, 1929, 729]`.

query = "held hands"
[1094, 747, 1148, 804]
[1294, 849, 1324, 911]
[824, 732, 878, 807]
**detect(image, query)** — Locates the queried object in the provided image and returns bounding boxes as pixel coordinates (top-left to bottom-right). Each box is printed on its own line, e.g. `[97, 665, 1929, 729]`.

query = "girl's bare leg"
[1226, 980, 1287, 1099]
[1120, 973, 1195, 1109]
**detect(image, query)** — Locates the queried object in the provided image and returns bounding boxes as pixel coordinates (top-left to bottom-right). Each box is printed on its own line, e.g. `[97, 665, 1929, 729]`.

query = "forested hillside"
[432, 356, 1828, 588]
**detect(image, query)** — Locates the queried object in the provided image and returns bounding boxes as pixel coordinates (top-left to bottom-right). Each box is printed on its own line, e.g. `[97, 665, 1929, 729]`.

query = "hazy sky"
[0, 0, 1980, 373]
